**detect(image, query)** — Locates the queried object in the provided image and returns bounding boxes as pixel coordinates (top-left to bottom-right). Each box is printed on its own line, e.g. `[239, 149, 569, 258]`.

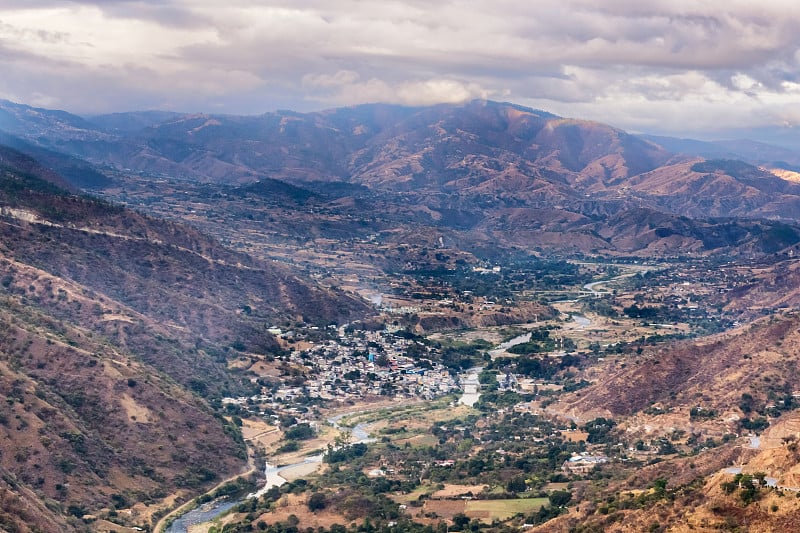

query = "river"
[164, 500, 239, 533]
[458, 367, 483, 407]
[583, 269, 649, 297]
[165, 418, 372, 532]
[583, 280, 609, 296]
[327, 413, 375, 443]
[488, 332, 531, 357]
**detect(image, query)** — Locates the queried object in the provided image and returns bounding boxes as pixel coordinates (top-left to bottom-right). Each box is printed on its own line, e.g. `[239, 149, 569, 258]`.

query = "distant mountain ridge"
[4, 98, 800, 257]
[639, 134, 800, 168]
[2, 98, 797, 217]
[0, 99, 113, 143]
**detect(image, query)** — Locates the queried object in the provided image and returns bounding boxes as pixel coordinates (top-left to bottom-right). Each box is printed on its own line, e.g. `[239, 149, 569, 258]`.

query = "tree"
[308, 492, 327, 511]
[651, 478, 668, 497]
[285, 423, 315, 440]
[452, 513, 470, 530]
[549, 490, 572, 507]
[506, 475, 527, 493]
[562, 337, 577, 352]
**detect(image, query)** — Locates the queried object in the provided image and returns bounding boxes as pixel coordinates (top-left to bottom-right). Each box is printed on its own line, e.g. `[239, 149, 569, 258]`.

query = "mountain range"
[4, 98, 800, 258]
[4, 97, 800, 529]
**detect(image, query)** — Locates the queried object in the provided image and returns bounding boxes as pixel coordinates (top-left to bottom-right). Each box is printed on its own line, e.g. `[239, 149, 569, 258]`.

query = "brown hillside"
[0, 150, 373, 528]
[555, 313, 800, 421]
[0, 292, 246, 530]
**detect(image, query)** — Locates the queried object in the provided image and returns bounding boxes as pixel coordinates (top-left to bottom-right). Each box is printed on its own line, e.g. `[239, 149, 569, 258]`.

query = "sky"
[1, 0, 800, 137]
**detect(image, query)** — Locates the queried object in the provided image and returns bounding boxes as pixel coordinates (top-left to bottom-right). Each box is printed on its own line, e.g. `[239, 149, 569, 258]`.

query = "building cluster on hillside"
[224, 328, 459, 418]
[561, 453, 609, 474]
[289, 329, 458, 401]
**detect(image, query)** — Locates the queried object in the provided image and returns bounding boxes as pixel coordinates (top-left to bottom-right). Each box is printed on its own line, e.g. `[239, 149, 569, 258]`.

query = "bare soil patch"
[255, 493, 356, 529]
[423, 499, 467, 520]
[120, 393, 153, 423]
[431, 484, 488, 498]
[241, 419, 280, 451]
[560, 430, 589, 442]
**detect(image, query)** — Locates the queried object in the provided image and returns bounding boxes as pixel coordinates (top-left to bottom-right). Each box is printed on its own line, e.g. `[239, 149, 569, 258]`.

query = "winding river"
[165, 417, 372, 532]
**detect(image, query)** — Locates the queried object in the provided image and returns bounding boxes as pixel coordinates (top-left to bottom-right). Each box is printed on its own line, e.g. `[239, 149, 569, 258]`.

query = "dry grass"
[254, 493, 356, 529]
[465, 498, 548, 521]
[241, 419, 281, 451]
[560, 430, 589, 442]
[93, 518, 148, 532]
[119, 393, 154, 424]
[395, 434, 440, 447]
[432, 485, 488, 498]
[391, 485, 437, 505]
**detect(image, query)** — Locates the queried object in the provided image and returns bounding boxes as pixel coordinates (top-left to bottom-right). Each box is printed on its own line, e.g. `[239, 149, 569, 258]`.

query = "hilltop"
[2, 99, 799, 222]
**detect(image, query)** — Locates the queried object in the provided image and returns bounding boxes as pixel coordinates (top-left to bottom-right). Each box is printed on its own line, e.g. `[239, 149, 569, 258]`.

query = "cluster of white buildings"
[224, 329, 460, 417]
[291, 330, 459, 401]
[561, 453, 609, 474]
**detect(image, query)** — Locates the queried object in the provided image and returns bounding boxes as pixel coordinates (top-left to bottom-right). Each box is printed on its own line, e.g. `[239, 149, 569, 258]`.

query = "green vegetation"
[721, 473, 769, 505]
[284, 423, 316, 441]
[489, 353, 581, 380]
[434, 339, 492, 372]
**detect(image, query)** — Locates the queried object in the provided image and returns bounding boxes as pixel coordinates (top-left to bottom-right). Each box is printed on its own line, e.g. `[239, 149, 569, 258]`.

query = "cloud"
[303, 70, 361, 89]
[302, 71, 496, 106]
[0, 0, 798, 134]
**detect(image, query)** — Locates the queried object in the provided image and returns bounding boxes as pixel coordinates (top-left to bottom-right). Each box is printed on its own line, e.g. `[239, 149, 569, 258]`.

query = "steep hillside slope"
[622, 159, 800, 219]
[0, 147, 372, 529]
[721, 258, 800, 315]
[0, 292, 245, 529]
[0, 131, 111, 188]
[526, 312, 800, 531]
[0, 146, 369, 340]
[345, 101, 672, 194]
[555, 313, 800, 424]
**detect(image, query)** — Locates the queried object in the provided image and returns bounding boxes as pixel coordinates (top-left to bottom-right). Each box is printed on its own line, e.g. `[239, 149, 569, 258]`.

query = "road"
[719, 436, 800, 493]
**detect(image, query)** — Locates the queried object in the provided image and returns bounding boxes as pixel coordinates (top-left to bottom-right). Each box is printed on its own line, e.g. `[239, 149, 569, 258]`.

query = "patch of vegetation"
[721, 473, 768, 505]
[284, 423, 316, 441]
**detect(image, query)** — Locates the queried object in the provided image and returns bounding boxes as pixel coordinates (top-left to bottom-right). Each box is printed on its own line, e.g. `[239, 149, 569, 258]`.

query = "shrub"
[308, 492, 327, 511]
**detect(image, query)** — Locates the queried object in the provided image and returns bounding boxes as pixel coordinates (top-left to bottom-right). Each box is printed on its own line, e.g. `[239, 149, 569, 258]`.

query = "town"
[222, 326, 461, 421]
